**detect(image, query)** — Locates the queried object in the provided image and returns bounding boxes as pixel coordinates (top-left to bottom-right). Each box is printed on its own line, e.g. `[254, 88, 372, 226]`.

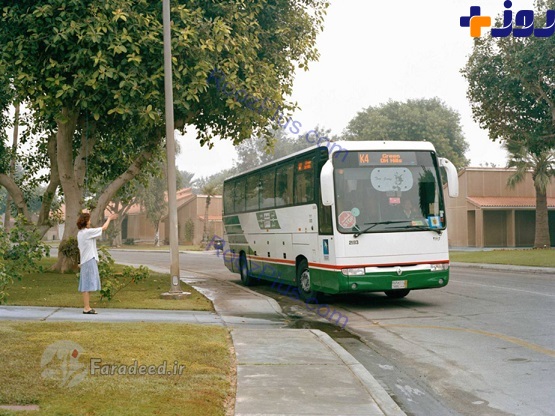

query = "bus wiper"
[386, 224, 443, 234]
[353, 220, 411, 238]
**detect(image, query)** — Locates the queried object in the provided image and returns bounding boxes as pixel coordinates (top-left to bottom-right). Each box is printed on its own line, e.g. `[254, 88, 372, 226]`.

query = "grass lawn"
[5, 258, 213, 311]
[450, 249, 555, 268]
[0, 321, 234, 416]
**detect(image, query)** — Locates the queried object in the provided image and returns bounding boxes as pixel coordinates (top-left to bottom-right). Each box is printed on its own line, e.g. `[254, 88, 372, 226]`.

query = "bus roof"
[224, 140, 437, 182]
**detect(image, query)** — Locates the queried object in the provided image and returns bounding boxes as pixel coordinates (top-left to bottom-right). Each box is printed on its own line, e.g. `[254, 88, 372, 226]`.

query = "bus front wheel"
[239, 253, 255, 286]
[384, 289, 410, 299]
[296, 259, 318, 303]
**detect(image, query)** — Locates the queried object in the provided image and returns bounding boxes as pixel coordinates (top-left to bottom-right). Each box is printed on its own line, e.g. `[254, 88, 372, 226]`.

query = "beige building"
[123, 188, 223, 245]
[445, 168, 555, 248]
[162, 190, 223, 245]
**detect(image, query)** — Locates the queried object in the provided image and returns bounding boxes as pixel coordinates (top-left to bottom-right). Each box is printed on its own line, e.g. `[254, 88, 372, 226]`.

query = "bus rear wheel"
[384, 289, 410, 299]
[239, 253, 255, 286]
[296, 259, 318, 303]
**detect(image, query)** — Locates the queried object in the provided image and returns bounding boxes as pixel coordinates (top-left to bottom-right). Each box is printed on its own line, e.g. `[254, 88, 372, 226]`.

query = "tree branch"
[74, 117, 98, 189]
[0, 173, 31, 221]
[90, 149, 154, 225]
[37, 133, 60, 226]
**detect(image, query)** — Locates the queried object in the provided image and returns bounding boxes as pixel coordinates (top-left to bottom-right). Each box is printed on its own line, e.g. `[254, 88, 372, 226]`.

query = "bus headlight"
[430, 263, 449, 271]
[342, 268, 365, 276]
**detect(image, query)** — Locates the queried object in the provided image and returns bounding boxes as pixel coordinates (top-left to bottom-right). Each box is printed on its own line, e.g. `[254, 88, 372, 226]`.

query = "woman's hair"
[76, 213, 90, 230]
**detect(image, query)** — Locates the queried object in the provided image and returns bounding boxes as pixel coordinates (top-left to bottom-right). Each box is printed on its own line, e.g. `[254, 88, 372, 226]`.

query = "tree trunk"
[112, 216, 123, 247]
[154, 221, 160, 247]
[534, 185, 551, 248]
[202, 196, 211, 244]
[53, 108, 81, 273]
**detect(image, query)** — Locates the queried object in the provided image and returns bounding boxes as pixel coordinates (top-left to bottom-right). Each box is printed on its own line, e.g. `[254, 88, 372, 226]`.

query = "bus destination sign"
[357, 151, 417, 166]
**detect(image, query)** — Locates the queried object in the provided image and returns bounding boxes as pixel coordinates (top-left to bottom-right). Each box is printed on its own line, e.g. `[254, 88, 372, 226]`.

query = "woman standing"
[76, 212, 118, 314]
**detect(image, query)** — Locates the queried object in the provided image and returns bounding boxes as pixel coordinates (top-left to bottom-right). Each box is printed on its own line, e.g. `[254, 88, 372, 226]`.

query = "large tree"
[0, 0, 328, 270]
[200, 182, 221, 246]
[462, 0, 555, 247]
[343, 98, 469, 168]
[462, 1, 555, 154]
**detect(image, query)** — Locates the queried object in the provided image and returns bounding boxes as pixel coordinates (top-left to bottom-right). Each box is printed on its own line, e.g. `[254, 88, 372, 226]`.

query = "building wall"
[483, 210, 507, 247]
[125, 212, 156, 242]
[445, 168, 555, 248]
[515, 211, 535, 247]
[161, 195, 224, 245]
[445, 170, 470, 247]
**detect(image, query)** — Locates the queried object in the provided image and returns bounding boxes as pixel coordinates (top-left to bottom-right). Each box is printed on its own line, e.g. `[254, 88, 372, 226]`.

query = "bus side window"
[276, 163, 294, 207]
[245, 174, 259, 211]
[294, 158, 314, 204]
[224, 181, 234, 214]
[234, 177, 246, 213]
[260, 169, 276, 209]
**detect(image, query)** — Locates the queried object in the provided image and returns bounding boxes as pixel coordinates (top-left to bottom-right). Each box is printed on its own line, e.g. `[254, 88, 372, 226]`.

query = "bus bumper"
[313, 268, 449, 294]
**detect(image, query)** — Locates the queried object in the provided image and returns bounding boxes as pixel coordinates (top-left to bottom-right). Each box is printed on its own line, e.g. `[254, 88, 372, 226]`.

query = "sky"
[176, 0, 537, 179]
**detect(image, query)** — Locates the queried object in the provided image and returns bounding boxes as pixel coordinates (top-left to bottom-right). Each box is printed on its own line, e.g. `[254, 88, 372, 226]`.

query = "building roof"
[124, 188, 195, 216]
[467, 196, 555, 208]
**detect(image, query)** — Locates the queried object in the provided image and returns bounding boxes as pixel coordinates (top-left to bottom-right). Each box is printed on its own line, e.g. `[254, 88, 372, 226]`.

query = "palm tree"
[505, 141, 555, 248]
[200, 182, 221, 246]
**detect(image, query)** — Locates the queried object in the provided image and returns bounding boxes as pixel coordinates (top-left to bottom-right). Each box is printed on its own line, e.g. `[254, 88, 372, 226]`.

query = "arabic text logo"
[460, 1, 555, 38]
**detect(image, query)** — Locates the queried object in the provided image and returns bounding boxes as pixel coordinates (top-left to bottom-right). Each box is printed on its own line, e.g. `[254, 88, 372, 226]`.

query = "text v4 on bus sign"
[338, 211, 356, 229]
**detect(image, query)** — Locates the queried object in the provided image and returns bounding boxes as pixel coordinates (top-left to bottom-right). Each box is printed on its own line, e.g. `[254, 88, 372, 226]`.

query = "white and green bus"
[222, 141, 459, 301]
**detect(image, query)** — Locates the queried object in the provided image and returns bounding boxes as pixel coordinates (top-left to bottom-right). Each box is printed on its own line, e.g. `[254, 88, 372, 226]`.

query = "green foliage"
[0, 0, 329, 146]
[179, 171, 197, 189]
[462, 0, 555, 153]
[506, 143, 555, 193]
[462, 1, 555, 248]
[96, 246, 149, 301]
[184, 219, 195, 243]
[58, 236, 79, 265]
[343, 98, 469, 168]
[0, 216, 50, 303]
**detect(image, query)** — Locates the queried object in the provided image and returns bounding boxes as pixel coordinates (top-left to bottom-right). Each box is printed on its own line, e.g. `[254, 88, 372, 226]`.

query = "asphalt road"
[109, 249, 555, 416]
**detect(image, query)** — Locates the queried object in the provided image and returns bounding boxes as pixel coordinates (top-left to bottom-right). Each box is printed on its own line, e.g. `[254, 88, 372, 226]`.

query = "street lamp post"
[161, 0, 188, 298]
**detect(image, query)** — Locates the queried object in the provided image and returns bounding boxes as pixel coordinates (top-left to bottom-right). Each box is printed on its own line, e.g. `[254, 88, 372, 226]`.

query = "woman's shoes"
[83, 309, 97, 314]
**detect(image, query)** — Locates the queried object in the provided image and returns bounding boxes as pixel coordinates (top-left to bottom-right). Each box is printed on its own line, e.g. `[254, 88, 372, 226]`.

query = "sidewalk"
[0, 265, 406, 416]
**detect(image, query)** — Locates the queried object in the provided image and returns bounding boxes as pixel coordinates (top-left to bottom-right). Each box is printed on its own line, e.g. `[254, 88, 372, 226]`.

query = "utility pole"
[161, 0, 188, 299]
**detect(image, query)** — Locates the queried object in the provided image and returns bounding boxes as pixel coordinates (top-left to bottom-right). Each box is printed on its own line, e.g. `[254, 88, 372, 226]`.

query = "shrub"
[0, 216, 50, 303]
[58, 237, 80, 266]
[95, 246, 149, 301]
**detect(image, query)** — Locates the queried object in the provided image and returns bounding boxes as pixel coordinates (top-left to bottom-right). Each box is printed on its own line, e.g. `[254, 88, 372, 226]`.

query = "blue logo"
[460, 1, 555, 37]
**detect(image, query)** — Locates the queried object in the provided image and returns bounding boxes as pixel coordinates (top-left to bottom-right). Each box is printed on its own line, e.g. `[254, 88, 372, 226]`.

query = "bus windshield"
[333, 150, 446, 234]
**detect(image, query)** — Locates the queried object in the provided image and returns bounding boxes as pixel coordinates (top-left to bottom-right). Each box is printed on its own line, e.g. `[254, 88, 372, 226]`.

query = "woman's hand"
[102, 214, 118, 231]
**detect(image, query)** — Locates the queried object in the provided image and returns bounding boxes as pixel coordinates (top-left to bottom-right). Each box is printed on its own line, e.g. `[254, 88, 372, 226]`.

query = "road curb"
[117, 261, 286, 319]
[311, 329, 406, 416]
[451, 262, 555, 274]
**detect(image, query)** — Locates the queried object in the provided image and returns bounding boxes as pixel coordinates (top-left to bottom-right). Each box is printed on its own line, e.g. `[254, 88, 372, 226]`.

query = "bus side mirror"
[320, 160, 334, 206]
[438, 157, 459, 198]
